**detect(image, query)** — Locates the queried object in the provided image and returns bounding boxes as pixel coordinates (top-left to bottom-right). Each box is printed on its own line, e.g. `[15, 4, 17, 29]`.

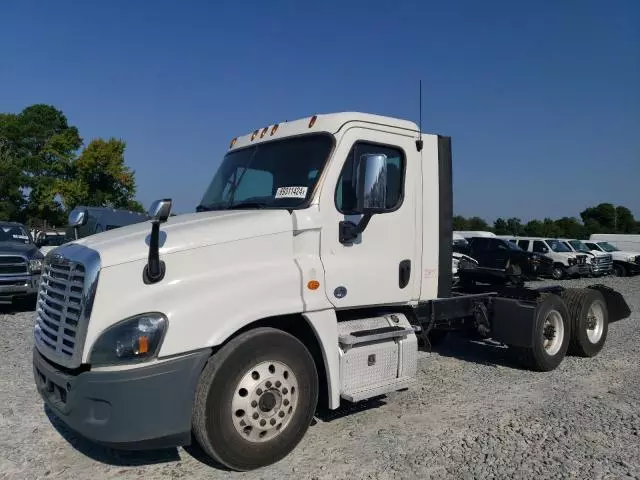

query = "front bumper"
[0, 274, 40, 304]
[566, 263, 590, 277]
[621, 261, 640, 275]
[33, 346, 211, 449]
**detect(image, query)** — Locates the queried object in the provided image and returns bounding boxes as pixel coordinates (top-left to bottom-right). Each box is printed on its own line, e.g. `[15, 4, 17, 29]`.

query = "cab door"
[319, 127, 419, 308]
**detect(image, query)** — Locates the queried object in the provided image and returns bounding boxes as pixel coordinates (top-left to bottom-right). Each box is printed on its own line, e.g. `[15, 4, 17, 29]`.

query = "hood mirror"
[68, 208, 88, 240]
[144, 198, 172, 284]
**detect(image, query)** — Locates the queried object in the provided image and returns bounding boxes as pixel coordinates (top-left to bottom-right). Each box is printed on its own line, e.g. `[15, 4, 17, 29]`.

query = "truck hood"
[0, 241, 42, 259]
[65, 210, 294, 268]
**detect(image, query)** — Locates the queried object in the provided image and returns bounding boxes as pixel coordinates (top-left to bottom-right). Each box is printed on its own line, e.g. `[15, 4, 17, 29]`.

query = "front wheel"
[192, 327, 319, 471]
[613, 263, 627, 277]
[551, 264, 566, 280]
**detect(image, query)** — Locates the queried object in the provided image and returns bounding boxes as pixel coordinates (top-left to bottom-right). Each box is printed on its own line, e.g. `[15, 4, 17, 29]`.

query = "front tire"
[518, 293, 570, 371]
[551, 264, 566, 280]
[192, 327, 319, 471]
[613, 263, 627, 277]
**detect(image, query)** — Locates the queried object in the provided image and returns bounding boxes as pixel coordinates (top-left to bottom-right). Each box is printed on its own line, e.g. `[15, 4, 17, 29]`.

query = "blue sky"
[1, 0, 638, 222]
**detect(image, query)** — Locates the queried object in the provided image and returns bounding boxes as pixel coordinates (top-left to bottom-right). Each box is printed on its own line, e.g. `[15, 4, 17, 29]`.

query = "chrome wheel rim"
[231, 361, 298, 443]
[586, 301, 605, 344]
[542, 309, 564, 356]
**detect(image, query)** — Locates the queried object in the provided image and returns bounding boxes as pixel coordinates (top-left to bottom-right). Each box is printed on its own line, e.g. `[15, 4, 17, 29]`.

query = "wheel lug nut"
[257, 388, 263, 395]
[253, 413, 259, 420]
[251, 401, 257, 408]
[270, 418, 276, 425]
[284, 399, 289, 406]
[275, 381, 281, 388]
[266, 381, 272, 388]
[282, 388, 288, 394]
[260, 419, 266, 427]
[279, 411, 285, 418]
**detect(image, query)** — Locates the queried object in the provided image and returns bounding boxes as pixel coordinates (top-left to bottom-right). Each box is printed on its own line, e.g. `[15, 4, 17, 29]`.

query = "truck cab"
[0, 221, 44, 305]
[31, 112, 631, 471]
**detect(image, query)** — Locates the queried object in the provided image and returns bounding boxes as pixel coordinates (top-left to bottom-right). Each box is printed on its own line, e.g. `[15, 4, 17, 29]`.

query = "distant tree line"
[0, 104, 144, 229]
[454, 203, 640, 239]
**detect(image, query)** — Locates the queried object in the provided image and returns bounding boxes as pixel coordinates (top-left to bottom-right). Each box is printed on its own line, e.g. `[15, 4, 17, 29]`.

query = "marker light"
[260, 127, 268, 138]
[270, 124, 279, 135]
[308, 115, 317, 128]
[229, 137, 238, 148]
[307, 280, 320, 290]
[251, 129, 259, 141]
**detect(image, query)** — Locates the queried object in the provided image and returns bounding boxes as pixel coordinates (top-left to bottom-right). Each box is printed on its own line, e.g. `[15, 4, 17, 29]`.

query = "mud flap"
[586, 284, 632, 323]
[489, 297, 537, 348]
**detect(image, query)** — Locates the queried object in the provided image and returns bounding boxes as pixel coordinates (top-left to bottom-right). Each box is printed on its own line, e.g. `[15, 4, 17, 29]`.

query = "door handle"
[399, 260, 411, 289]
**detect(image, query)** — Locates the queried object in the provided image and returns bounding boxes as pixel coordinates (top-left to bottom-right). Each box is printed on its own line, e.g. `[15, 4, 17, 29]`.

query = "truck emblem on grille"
[334, 286, 347, 298]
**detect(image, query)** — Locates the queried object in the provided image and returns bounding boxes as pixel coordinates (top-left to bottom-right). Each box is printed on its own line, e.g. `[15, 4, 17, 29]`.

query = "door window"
[533, 240, 548, 253]
[335, 142, 405, 214]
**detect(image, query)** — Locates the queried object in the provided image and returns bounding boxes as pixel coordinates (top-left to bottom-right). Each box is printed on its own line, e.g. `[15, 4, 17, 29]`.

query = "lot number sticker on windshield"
[275, 186, 308, 199]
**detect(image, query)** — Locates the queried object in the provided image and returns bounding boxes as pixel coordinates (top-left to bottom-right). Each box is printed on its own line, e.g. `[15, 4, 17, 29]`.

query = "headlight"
[628, 256, 636, 263]
[29, 259, 43, 273]
[89, 313, 167, 366]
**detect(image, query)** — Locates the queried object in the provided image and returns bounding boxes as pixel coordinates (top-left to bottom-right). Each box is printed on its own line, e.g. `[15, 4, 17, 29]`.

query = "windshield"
[0, 224, 32, 244]
[198, 134, 334, 211]
[568, 240, 591, 253]
[546, 239, 571, 253]
[597, 241, 619, 252]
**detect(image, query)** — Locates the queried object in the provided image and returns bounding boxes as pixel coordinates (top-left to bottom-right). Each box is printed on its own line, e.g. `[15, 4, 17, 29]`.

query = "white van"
[589, 234, 640, 253]
[557, 238, 613, 276]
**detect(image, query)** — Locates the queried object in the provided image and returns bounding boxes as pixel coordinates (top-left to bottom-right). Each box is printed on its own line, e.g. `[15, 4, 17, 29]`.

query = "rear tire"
[518, 293, 570, 371]
[560, 288, 609, 357]
[192, 327, 319, 471]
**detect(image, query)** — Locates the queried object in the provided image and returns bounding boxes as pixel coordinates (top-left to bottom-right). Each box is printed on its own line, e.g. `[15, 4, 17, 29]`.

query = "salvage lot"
[1, 276, 639, 480]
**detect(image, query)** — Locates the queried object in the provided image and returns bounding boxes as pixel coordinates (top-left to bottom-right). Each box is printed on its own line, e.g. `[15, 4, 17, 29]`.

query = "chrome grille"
[35, 258, 85, 358]
[0, 255, 28, 275]
[33, 245, 100, 369]
[592, 254, 613, 273]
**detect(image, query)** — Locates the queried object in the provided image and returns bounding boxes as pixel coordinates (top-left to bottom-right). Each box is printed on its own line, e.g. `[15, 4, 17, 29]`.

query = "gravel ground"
[1, 276, 639, 480]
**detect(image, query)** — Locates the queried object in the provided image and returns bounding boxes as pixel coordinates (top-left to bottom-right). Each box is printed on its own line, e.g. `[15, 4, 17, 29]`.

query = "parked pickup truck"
[0, 221, 44, 305]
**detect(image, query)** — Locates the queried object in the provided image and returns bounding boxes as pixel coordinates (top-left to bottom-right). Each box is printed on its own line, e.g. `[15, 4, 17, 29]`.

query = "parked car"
[454, 235, 554, 284]
[557, 238, 613, 277]
[0, 221, 44, 306]
[35, 230, 67, 255]
[583, 240, 640, 277]
[499, 236, 590, 279]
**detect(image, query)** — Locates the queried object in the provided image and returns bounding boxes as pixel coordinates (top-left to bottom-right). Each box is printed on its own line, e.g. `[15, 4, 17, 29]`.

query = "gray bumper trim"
[33, 346, 211, 449]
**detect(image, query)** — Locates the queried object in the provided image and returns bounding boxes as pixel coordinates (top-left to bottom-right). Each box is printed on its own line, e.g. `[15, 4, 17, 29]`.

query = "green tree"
[523, 220, 544, 236]
[59, 138, 144, 212]
[554, 217, 584, 239]
[467, 216, 491, 231]
[493, 218, 509, 235]
[452, 215, 469, 230]
[506, 217, 522, 235]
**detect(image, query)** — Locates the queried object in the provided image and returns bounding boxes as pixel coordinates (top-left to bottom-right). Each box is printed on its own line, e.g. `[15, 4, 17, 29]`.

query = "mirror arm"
[143, 220, 166, 284]
[339, 212, 373, 244]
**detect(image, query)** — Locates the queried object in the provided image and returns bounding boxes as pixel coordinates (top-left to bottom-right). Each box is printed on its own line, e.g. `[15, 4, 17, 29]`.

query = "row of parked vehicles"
[0, 206, 149, 305]
[452, 231, 640, 285]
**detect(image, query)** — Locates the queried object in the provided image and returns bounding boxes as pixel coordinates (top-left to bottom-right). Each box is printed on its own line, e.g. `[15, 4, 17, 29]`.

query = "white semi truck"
[32, 112, 631, 471]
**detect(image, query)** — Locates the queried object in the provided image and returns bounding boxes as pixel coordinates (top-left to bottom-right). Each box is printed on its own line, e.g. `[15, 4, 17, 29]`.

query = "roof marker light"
[270, 124, 279, 135]
[229, 137, 238, 148]
[251, 129, 259, 141]
[308, 115, 317, 128]
[260, 127, 269, 138]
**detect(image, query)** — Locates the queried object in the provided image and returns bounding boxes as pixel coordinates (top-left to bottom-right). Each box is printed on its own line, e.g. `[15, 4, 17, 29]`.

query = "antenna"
[416, 79, 424, 152]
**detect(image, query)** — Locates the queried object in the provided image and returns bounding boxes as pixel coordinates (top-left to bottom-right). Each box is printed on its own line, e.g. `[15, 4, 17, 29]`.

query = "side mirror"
[355, 153, 387, 214]
[148, 199, 172, 223]
[339, 154, 388, 244]
[68, 209, 88, 228]
[542, 247, 549, 254]
[36, 237, 48, 247]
